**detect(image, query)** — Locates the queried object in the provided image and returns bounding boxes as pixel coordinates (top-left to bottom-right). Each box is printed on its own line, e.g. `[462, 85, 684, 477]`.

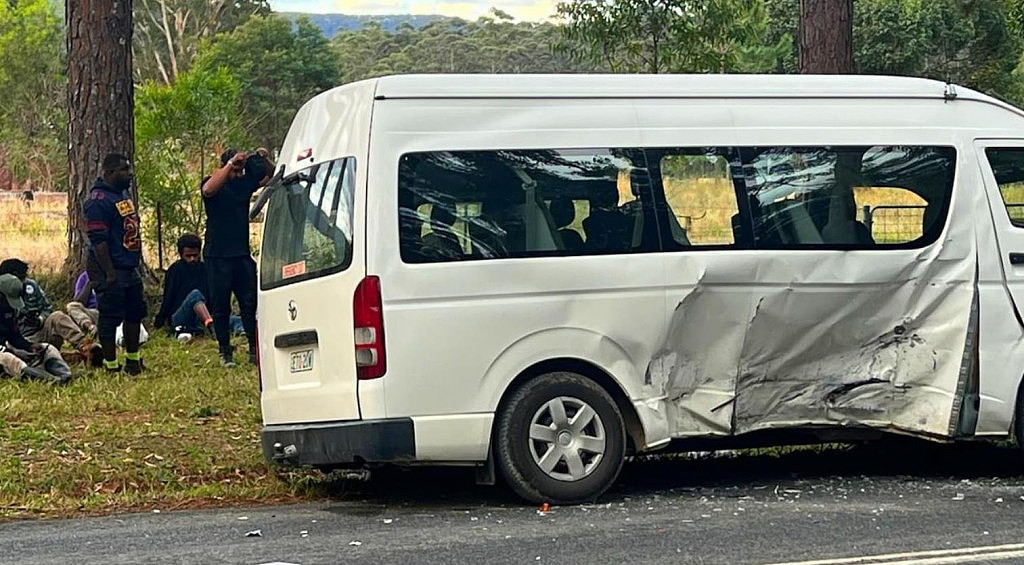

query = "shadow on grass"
[300, 437, 1024, 511]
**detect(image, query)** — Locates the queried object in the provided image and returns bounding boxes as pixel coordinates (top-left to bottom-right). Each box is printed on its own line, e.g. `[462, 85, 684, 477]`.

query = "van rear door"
[258, 157, 363, 424]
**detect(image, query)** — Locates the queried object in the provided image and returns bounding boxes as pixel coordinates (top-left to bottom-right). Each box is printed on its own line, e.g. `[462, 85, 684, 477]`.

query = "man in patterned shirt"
[83, 153, 147, 375]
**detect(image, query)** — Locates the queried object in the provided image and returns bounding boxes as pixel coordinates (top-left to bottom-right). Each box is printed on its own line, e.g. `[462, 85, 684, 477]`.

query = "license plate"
[289, 349, 314, 373]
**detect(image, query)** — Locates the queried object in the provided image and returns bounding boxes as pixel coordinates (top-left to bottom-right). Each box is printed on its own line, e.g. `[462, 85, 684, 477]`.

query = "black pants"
[88, 266, 147, 348]
[206, 256, 257, 355]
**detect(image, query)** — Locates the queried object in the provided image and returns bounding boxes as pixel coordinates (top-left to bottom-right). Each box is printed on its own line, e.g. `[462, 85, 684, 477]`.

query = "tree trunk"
[798, 0, 854, 74]
[65, 0, 135, 278]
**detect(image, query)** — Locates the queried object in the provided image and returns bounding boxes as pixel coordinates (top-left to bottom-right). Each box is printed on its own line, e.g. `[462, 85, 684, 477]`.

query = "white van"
[254, 74, 1024, 504]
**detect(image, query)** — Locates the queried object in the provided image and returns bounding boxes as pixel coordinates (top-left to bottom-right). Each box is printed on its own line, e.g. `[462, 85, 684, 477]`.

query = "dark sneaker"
[89, 344, 104, 368]
[219, 352, 237, 368]
[124, 359, 145, 376]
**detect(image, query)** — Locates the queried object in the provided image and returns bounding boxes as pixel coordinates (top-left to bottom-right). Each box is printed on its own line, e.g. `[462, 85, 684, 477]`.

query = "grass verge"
[0, 332, 322, 521]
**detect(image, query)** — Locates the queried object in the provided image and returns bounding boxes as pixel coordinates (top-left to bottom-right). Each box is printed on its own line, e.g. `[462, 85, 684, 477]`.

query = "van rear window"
[260, 157, 356, 289]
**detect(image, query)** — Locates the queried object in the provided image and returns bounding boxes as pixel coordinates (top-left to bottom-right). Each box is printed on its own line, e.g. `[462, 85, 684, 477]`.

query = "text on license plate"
[289, 349, 314, 373]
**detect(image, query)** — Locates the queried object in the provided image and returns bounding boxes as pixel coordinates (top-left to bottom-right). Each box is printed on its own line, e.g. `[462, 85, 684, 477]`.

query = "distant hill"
[278, 13, 446, 38]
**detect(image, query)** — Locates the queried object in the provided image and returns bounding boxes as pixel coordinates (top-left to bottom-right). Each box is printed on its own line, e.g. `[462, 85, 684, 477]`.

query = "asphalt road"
[5, 438, 1024, 565]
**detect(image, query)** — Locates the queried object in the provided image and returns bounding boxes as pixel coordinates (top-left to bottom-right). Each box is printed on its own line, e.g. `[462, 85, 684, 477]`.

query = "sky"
[269, 0, 560, 22]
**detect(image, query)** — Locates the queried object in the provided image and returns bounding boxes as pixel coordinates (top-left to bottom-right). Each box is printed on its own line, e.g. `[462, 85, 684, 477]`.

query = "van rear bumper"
[261, 418, 415, 467]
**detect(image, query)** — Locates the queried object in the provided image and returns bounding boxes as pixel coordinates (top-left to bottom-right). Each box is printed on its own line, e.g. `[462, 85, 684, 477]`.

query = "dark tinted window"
[984, 148, 1024, 227]
[741, 146, 955, 248]
[397, 145, 955, 263]
[261, 157, 355, 288]
[398, 149, 660, 263]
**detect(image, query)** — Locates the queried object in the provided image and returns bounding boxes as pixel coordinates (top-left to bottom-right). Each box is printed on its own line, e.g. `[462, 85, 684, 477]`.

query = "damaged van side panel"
[634, 103, 980, 441]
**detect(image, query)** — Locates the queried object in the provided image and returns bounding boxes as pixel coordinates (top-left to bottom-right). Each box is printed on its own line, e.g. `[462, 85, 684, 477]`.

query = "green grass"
[0, 332, 322, 520]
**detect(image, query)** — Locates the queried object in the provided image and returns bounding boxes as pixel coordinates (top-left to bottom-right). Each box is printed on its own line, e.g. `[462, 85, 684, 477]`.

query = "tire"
[495, 371, 626, 505]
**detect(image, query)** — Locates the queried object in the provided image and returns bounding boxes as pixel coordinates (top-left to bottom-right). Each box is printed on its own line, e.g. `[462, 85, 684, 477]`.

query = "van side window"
[741, 146, 955, 248]
[984, 148, 1024, 228]
[658, 151, 740, 246]
[398, 149, 658, 263]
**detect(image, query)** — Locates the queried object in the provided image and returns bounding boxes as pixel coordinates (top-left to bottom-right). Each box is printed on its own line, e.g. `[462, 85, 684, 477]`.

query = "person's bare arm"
[201, 151, 248, 198]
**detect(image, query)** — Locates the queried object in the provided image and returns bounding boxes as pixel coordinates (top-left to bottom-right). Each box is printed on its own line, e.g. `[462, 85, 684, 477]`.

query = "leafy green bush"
[134, 66, 251, 267]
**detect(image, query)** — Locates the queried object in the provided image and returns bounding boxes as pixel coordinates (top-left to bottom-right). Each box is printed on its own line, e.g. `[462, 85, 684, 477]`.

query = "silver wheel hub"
[528, 396, 606, 482]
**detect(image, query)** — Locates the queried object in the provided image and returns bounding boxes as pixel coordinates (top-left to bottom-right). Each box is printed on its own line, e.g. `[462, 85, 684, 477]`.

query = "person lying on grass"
[0, 258, 102, 365]
[0, 273, 71, 384]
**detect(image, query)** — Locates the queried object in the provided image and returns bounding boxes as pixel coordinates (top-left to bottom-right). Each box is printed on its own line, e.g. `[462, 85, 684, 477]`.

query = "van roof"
[371, 74, 977, 101]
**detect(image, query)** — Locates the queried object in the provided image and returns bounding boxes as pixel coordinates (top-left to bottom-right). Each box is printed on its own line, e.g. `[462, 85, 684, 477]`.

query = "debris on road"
[245, 529, 262, 537]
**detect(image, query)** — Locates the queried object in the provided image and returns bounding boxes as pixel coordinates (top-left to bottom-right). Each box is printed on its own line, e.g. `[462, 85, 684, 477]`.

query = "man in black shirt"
[154, 233, 243, 338]
[201, 148, 272, 367]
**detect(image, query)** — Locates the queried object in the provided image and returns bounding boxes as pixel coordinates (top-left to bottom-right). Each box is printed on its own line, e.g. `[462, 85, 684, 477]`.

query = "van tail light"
[354, 276, 386, 379]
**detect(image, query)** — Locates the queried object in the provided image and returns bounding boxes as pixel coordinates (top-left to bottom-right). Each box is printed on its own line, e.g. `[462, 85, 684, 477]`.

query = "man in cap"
[200, 147, 272, 367]
[84, 153, 147, 375]
[0, 274, 71, 384]
[0, 258, 101, 364]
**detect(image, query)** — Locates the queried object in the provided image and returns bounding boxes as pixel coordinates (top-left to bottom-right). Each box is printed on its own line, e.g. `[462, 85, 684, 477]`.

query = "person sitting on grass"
[73, 269, 99, 309]
[69, 271, 149, 359]
[154, 233, 244, 340]
[0, 274, 71, 384]
[67, 271, 99, 342]
[0, 258, 101, 365]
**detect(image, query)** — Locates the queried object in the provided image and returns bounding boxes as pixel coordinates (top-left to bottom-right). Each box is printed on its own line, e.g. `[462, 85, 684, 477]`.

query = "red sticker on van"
[282, 260, 307, 278]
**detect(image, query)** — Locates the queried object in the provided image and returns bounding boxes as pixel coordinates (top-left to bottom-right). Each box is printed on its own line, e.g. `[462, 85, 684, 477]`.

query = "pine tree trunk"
[65, 0, 135, 277]
[798, 0, 854, 74]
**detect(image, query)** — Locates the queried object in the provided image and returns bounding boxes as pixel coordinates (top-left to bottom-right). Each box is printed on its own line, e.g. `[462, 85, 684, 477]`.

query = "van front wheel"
[495, 372, 626, 504]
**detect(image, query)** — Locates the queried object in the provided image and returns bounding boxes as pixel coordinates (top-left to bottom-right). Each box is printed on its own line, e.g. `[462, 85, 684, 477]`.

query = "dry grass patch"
[0, 333, 322, 520]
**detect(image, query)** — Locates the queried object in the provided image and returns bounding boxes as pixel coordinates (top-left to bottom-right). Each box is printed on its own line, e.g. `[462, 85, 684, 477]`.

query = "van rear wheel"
[495, 372, 626, 505]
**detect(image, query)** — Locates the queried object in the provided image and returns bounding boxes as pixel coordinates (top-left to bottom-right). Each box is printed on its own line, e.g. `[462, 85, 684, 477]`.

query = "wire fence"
[861, 205, 925, 244]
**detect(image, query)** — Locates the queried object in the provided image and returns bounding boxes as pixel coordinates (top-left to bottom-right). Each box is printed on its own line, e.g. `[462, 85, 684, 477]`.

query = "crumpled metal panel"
[646, 226, 976, 441]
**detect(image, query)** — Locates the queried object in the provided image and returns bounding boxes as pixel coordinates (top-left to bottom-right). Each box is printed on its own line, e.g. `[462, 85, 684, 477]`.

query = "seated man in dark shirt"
[154, 234, 243, 339]
[0, 274, 71, 384]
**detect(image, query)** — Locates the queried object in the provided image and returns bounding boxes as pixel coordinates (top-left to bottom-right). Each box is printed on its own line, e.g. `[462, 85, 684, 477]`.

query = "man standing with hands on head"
[201, 148, 273, 367]
[84, 153, 147, 375]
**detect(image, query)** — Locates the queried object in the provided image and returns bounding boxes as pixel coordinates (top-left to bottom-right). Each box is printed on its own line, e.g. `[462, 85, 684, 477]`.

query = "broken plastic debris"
[952, 493, 965, 501]
[152, 509, 161, 514]
[349, 541, 362, 546]
[383, 519, 393, 524]
[300, 530, 308, 535]
[245, 529, 262, 537]
[237, 516, 249, 521]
